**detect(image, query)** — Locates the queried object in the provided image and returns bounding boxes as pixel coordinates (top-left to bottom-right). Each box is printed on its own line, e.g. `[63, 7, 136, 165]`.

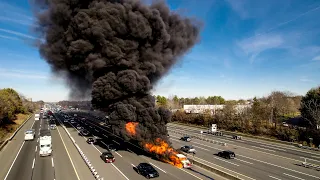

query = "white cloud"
[0, 34, 19, 41]
[312, 55, 320, 61]
[237, 34, 283, 63]
[299, 77, 313, 82]
[0, 68, 49, 80]
[0, 28, 37, 39]
[0, 16, 34, 26]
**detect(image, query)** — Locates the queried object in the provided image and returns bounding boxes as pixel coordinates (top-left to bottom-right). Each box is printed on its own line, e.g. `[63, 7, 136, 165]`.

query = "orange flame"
[125, 122, 138, 136]
[145, 138, 183, 168]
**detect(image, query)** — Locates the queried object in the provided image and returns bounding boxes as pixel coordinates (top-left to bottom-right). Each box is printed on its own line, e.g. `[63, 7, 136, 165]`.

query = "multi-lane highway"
[167, 123, 320, 180]
[58, 112, 226, 180]
[0, 114, 94, 180]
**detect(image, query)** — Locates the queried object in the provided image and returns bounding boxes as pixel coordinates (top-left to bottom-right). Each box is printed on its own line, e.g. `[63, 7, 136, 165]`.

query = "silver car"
[181, 145, 196, 153]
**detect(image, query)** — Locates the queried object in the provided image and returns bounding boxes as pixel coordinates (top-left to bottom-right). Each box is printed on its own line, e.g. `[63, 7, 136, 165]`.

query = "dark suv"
[217, 150, 236, 159]
[180, 136, 191, 142]
[135, 163, 159, 179]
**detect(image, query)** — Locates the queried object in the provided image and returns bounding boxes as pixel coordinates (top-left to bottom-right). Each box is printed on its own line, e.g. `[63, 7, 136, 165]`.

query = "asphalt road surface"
[58, 112, 226, 180]
[0, 114, 94, 180]
[167, 123, 320, 180]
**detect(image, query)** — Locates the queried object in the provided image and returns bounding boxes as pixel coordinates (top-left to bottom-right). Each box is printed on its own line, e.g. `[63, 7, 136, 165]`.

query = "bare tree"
[300, 99, 320, 128]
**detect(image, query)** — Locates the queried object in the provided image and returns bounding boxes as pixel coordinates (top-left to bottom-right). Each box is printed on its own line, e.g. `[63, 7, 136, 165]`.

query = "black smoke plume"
[33, 0, 200, 148]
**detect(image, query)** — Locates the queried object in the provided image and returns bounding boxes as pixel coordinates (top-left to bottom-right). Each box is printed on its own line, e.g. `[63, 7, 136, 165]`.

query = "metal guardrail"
[0, 114, 33, 151]
[54, 114, 104, 180]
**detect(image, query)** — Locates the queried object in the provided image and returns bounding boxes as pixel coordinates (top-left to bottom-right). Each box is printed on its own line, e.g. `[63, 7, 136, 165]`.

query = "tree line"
[0, 88, 41, 125]
[170, 88, 320, 147]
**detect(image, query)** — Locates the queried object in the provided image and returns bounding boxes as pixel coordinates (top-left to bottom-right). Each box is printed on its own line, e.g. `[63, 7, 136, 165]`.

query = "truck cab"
[176, 154, 192, 168]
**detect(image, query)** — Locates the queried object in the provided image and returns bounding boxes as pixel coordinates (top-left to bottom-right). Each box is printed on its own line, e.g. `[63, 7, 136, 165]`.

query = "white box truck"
[207, 124, 223, 136]
[39, 129, 52, 157]
[35, 114, 40, 121]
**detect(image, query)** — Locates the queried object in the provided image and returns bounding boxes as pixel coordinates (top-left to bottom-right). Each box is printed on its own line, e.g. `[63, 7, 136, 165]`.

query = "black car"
[217, 150, 236, 159]
[135, 163, 159, 179]
[100, 151, 115, 163]
[79, 130, 90, 136]
[86, 137, 96, 144]
[107, 143, 117, 151]
[180, 136, 191, 142]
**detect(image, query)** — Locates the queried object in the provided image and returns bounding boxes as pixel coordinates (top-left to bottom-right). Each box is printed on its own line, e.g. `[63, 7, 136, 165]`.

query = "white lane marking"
[35, 146, 37, 152]
[32, 158, 35, 169]
[213, 157, 240, 166]
[193, 145, 209, 151]
[239, 154, 319, 179]
[95, 129, 99, 132]
[127, 149, 134, 153]
[149, 162, 166, 173]
[235, 158, 253, 164]
[260, 145, 286, 151]
[115, 151, 123, 157]
[4, 141, 25, 180]
[131, 163, 135, 167]
[56, 123, 81, 180]
[283, 173, 305, 180]
[269, 175, 282, 180]
[51, 157, 54, 167]
[311, 155, 320, 159]
[300, 157, 320, 163]
[251, 146, 276, 152]
[179, 168, 203, 180]
[37, 138, 39, 142]
[103, 134, 108, 137]
[113, 140, 120, 145]
[111, 163, 130, 180]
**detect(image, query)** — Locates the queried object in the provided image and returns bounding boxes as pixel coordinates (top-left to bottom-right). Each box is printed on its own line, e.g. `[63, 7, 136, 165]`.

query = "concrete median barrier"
[193, 160, 243, 180]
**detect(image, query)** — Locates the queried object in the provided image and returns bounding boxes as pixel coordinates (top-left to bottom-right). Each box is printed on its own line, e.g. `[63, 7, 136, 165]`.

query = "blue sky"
[0, 0, 319, 102]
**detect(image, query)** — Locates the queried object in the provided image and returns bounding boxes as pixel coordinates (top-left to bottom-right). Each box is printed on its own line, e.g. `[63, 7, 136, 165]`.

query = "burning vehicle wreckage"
[33, 0, 200, 168]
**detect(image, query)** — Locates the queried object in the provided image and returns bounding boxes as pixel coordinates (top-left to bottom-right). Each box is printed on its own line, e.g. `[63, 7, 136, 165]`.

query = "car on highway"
[180, 145, 196, 153]
[180, 136, 191, 142]
[134, 163, 159, 179]
[100, 151, 115, 163]
[86, 137, 96, 144]
[217, 150, 236, 159]
[77, 126, 83, 130]
[80, 129, 90, 136]
[232, 135, 242, 140]
[70, 120, 76, 124]
[50, 124, 56, 130]
[107, 143, 117, 151]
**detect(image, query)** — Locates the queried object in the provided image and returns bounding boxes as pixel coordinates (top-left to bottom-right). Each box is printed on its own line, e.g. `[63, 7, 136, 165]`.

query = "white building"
[183, 104, 251, 114]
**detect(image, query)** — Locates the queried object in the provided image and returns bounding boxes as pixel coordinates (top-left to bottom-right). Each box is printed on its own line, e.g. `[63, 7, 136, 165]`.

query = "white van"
[24, 129, 35, 141]
[35, 114, 40, 121]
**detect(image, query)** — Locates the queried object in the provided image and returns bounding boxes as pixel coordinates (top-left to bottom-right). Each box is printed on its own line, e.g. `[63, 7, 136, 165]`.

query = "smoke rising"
[33, 0, 200, 147]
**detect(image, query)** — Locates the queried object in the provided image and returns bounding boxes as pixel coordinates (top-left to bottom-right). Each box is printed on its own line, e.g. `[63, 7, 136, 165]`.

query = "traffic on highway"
[167, 123, 320, 180]
[1, 106, 320, 180]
